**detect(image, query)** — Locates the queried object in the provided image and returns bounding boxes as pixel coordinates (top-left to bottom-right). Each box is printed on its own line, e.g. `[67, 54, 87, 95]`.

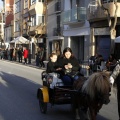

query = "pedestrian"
[106, 54, 117, 71]
[36, 50, 40, 66]
[39, 47, 45, 67]
[23, 47, 28, 64]
[10, 47, 14, 61]
[18, 48, 23, 63]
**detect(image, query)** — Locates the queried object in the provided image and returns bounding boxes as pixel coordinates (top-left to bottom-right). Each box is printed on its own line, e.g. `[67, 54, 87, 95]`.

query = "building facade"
[1, 0, 47, 59]
[46, 0, 64, 59]
[62, 0, 91, 62]
[87, 0, 120, 60]
[2, 0, 14, 48]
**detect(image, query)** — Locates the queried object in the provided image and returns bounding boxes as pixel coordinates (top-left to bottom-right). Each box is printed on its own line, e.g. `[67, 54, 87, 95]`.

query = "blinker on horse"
[73, 72, 111, 120]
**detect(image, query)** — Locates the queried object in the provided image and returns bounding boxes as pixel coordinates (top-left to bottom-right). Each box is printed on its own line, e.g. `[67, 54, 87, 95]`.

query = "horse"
[72, 72, 111, 120]
[110, 63, 120, 120]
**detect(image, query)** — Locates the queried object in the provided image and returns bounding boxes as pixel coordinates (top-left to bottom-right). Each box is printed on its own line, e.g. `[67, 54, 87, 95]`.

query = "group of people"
[35, 47, 45, 67]
[46, 47, 80, 85]
[0, 47, 30, 64]
[89, 53, 117, 72]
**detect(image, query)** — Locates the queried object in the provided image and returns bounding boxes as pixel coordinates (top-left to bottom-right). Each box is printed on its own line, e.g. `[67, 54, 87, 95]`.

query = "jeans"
[62, 75, 79, 85]
[62, 75, 73, 85]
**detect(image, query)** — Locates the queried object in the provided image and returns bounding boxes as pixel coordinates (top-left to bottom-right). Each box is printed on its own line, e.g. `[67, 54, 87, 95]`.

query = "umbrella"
[115, 36, 120, 43]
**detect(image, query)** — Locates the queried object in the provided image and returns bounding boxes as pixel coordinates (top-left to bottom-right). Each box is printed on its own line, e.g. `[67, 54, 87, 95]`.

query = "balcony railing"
[61, 7, 86, 24]
[87, 0, 120, 21]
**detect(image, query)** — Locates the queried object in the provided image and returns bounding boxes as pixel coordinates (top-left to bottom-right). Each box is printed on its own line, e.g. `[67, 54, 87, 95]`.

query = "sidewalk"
[1, 59, 89, 76]
[1, 59, 46, 70]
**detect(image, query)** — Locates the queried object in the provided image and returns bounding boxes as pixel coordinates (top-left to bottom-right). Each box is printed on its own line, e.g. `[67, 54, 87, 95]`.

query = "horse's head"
[81, 72, 111, 105]
[96, 87, 111, 105]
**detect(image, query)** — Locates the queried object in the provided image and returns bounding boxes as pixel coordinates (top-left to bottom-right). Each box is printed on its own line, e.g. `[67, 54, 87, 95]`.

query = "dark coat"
[46, 61, 60, 73]
[57, 56, 80, 73]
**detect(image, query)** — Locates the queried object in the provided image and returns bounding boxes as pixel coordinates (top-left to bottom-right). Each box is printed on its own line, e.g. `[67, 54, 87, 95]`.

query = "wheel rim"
[39, 92, 47, 113]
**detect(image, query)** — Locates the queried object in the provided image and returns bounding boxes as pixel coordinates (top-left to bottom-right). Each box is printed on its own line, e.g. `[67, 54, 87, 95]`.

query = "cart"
[37, 71, 73, 114]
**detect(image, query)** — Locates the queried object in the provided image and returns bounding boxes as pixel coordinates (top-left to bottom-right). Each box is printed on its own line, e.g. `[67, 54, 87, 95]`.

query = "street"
[0, 60, 119, 120]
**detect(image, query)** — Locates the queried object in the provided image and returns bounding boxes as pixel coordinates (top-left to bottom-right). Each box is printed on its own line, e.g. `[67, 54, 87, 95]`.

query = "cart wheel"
[39, 92, 47, 114]
[87, 108, 91, 120]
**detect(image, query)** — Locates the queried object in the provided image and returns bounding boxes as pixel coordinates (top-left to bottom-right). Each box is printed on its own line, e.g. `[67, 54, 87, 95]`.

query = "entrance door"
[71, 36, 84, 63]
[96, 36, 111, 61]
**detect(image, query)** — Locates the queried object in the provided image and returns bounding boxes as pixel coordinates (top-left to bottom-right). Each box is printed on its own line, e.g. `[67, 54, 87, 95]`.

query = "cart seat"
[47, 73, 64, 89]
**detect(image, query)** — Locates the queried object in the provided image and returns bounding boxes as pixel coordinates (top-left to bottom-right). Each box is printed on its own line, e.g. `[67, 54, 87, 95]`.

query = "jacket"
[57, 56, 80, 72]
[46, 61, 59, 73]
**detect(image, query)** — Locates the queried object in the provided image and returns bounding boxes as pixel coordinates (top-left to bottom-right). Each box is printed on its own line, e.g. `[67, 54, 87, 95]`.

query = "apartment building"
[46, 0, 64, 59]
[87, 0, 120, 60]
[61, 0, 91, 62]
[27, 0, 46, 58]
[1, 0, 46, 59]
[2, 0, 14, 48]
[0, 10, 5, 48]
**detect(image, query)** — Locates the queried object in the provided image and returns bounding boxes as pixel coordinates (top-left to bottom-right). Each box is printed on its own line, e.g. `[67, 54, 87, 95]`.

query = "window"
[31, 0, 36, 5]
[31, 15, 36, 26]
[38, 0, 44, 2]
[38, 15, 44, 25]
[15, 21, 20, 31]
[24, 0, 28, 9]
[15, 1, 21, 13]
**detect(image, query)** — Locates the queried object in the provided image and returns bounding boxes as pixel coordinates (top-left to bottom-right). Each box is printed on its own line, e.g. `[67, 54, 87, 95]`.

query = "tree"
[98, 0, 118, 54]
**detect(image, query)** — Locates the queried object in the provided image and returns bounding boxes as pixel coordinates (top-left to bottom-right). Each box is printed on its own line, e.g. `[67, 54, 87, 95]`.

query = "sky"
[0, 1, 3, 10]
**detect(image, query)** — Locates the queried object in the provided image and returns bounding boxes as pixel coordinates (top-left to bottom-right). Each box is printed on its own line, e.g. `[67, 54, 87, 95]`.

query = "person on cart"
[46, 52, 63, 74]
[57, 47, 81, 86]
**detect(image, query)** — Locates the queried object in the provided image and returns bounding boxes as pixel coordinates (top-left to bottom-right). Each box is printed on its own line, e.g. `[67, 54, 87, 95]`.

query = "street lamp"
[27, 18, 32, 64]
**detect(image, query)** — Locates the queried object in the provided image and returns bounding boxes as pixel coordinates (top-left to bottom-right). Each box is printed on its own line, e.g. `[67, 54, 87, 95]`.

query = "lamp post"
[27, 19, 32, 64]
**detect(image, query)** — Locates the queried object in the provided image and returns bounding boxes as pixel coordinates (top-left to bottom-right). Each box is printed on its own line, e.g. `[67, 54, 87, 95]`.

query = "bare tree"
[98, 0, 118, 53]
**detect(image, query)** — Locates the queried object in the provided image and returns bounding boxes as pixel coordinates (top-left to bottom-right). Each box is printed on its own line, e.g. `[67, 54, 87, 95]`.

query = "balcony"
[61, 7, 86, 25]
[53, 27, 62, 36]
[29, 2, 46, 15]
[28, 25, 46, 36]
[87, 1, 120, 22]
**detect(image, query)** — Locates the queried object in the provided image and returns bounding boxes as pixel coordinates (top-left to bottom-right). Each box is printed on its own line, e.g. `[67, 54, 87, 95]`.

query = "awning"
[115, 36, 120, 43]
[10, 36, 29, 44]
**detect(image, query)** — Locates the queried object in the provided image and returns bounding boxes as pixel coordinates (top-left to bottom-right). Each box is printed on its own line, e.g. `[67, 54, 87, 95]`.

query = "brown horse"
[72, 72, 111, 120]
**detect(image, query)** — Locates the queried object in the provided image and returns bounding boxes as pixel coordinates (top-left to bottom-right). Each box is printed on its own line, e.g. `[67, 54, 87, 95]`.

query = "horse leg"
[88, 107, 96, 120]
[75, 108, 80, 120]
